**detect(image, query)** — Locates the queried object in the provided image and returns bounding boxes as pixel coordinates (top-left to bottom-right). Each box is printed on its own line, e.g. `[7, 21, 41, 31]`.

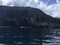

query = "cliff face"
[0, 5, 60, 28]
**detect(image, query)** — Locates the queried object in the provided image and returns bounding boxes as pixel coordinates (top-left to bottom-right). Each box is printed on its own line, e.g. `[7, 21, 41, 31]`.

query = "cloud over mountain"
[0, 0, 60, 18]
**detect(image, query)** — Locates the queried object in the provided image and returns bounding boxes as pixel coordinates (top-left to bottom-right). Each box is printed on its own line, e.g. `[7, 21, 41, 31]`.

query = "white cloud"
[37, 0, 60, 18]
[1, 0, 12, 5]
[34, 0, 39, 3]
[26, 0, 40, 7]
[0, 0, 2, 5]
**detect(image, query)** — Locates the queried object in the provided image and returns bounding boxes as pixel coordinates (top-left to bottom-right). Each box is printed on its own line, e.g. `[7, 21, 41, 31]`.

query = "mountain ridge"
[0, 5, 59, 28]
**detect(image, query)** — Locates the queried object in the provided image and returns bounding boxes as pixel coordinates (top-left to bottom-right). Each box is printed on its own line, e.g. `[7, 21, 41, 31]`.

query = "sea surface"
[0, 28, 60, 45]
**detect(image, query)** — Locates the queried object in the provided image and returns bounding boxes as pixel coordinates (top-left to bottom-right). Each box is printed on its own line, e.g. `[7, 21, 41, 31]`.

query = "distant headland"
[0, 5, 60, 28]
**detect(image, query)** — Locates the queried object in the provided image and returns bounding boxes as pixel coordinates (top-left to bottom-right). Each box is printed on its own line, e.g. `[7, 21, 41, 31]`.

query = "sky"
[0, 0, 60, 18]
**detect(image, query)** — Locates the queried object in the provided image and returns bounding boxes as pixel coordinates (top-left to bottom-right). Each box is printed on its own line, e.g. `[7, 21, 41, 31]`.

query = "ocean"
[0, 28, 60, 45]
